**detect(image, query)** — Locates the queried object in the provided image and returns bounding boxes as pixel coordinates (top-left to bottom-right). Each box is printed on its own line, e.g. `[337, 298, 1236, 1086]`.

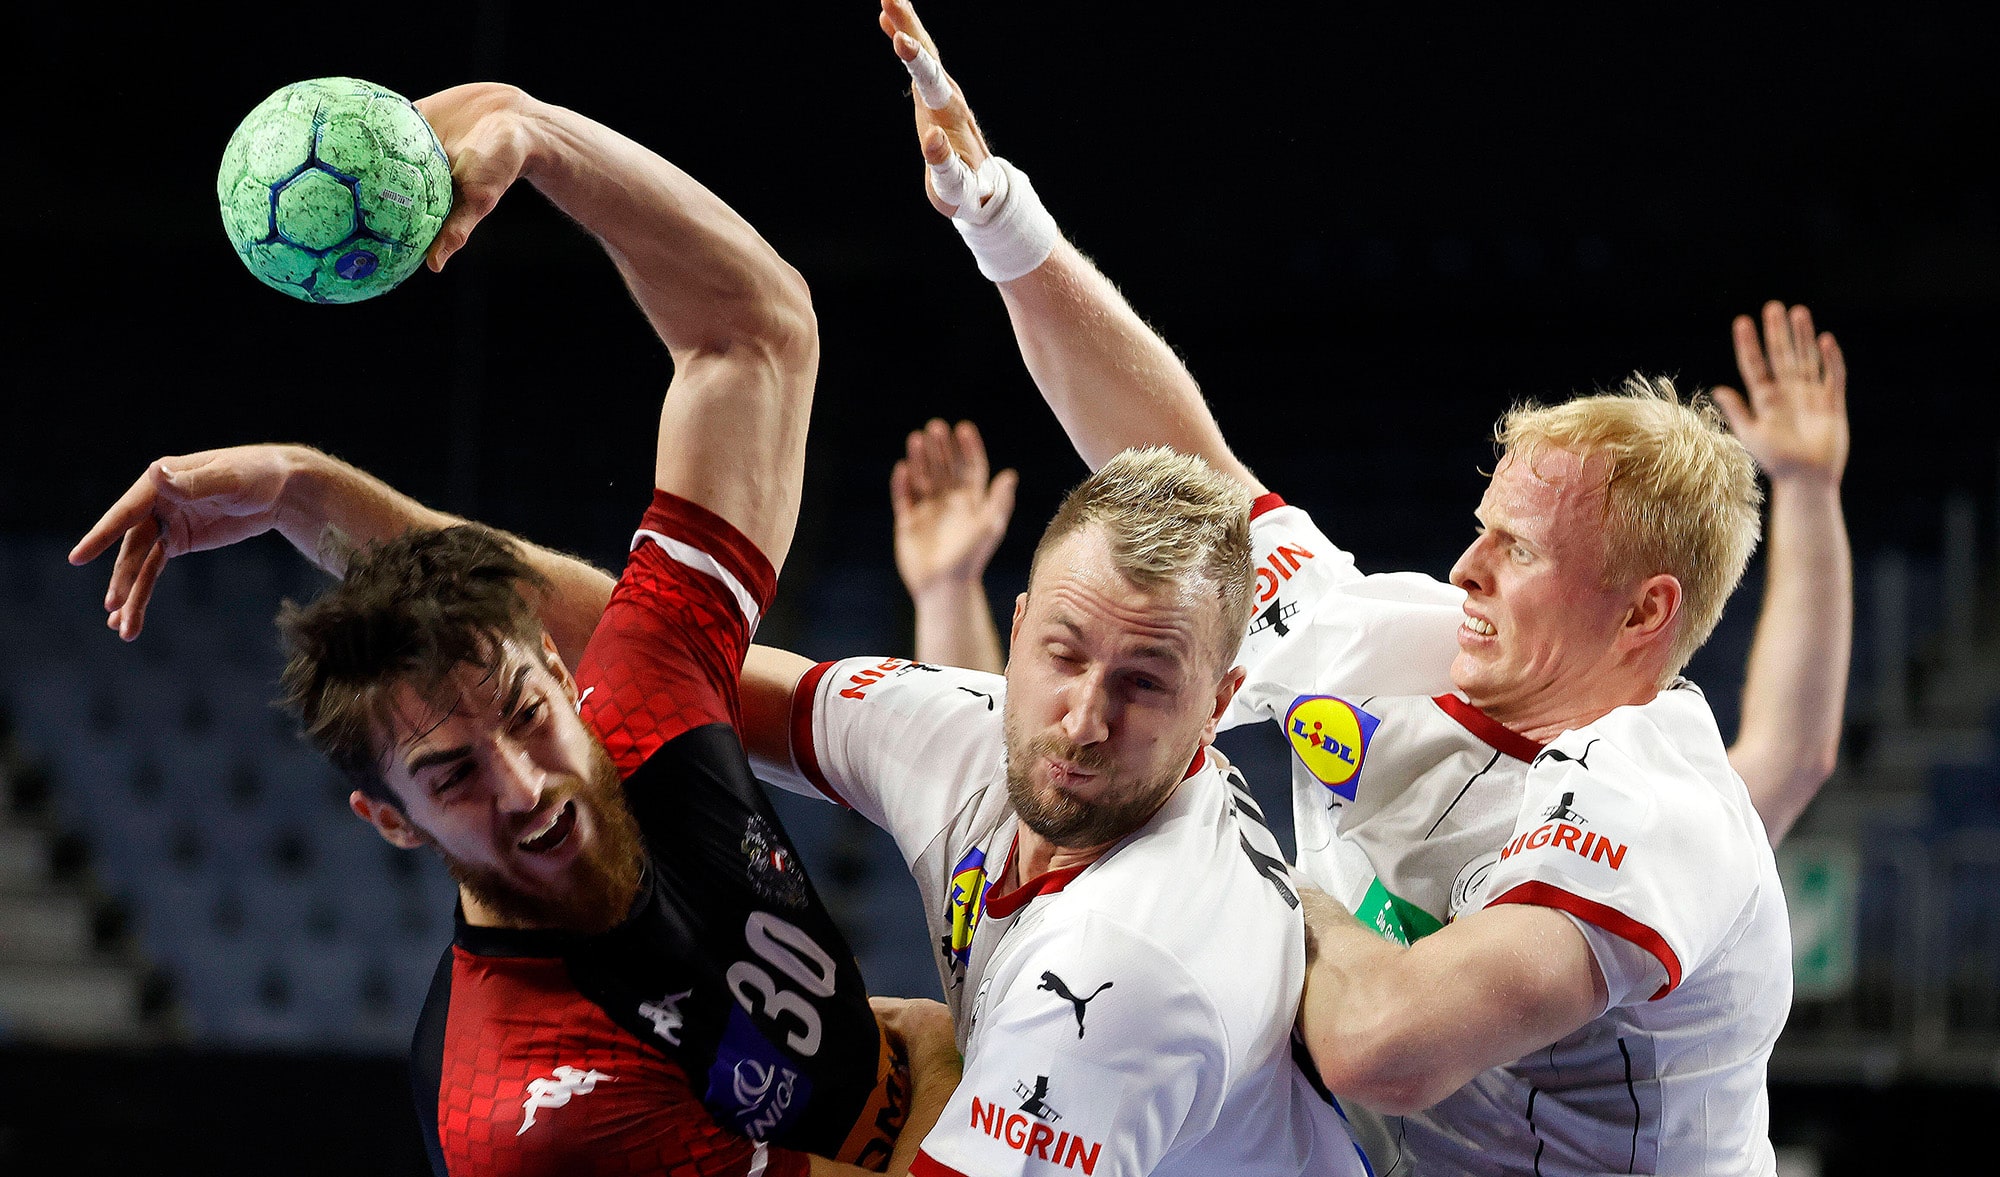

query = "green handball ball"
[216, 77, 453, 304]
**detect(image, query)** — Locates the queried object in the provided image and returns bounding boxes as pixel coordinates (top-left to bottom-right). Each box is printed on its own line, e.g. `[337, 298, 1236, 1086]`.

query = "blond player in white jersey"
[744, 448, 1372, 1177]
[875, 3, 1853, 1172]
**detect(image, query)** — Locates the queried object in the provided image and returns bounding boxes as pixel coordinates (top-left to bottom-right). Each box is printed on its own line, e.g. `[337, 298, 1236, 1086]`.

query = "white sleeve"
[1477, 733, 1760, 1007]
[762, 656, 1004, 863]
[915, 915, 1225, 1177]
[1226, 498, 1464, 730]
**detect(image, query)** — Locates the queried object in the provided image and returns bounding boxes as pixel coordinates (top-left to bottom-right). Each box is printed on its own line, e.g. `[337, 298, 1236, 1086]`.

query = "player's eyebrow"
[406, 743, 472, 776]
[496, 662, 533, 719]
[1052, 614, 1185, 666]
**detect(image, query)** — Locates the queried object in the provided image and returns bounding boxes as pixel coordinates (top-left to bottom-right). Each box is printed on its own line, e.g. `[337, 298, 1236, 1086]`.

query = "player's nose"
[1061, 669, 1112, 747]
[488, 739, 547, 812]
[1448, 537, 1489, 595]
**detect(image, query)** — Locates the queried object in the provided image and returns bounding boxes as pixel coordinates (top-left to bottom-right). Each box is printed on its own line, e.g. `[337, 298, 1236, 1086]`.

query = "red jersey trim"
[1487, 880, 1682, 1001]
[983, 833, 1089, 920]
[1433, 693, 1545, 763]
[634, 489, 780, 618]
[1249, 492, 1287, 520]
[910, 1151, 970, 1177]
[789, 661, 852, 810]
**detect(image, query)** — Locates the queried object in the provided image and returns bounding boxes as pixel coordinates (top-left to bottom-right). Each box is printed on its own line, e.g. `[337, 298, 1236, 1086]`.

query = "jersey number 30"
[726, 912, 839, 1055]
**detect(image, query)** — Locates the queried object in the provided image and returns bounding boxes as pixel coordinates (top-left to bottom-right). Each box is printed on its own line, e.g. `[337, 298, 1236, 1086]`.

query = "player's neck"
[1012, 831, 1113, 887]
[1483, 680, 1662, 746]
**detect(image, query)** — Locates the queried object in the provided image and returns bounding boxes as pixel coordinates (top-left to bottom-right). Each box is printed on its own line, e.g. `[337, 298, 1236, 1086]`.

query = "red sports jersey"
[409, 491, 907, 1176]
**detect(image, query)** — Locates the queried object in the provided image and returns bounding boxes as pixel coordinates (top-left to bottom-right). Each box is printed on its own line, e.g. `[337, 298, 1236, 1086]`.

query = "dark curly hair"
[277, 525, 551, 806]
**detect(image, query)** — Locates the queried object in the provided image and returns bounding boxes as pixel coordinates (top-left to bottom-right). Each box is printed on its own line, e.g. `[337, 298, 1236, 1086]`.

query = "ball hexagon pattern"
[216, 77, 452, 304]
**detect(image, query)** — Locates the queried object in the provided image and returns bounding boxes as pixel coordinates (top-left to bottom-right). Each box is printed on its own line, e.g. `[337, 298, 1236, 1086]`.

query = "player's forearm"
[277, 447, 615, 667]
[1300, 893, 1597, 1114]
[911, 579, 1005, 674]
[887, 1046, 963, 1176]
[1729, 474, 1851, 844]
[518, 97, 814, 362]
[996, 243, 1264, 492]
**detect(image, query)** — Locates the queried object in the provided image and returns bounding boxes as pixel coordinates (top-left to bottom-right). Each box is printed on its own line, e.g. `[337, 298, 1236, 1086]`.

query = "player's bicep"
[654, 344, 813, 575]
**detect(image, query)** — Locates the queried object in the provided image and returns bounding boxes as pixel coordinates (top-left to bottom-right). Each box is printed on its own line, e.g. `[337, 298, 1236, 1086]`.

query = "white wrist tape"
[949, 155, 1059, 283]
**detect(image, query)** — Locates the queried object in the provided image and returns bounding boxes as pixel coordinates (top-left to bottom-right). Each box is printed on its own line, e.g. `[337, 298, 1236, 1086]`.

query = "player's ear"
[1009, 592, 1029, 647]
[1618, 573, 1681, 653]
[1202, 665, 1248, 744]
[352, 789, 429, 849]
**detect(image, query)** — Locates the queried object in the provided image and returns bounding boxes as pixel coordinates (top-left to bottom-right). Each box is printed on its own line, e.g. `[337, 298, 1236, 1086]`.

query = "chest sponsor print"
[968, 1084, 1105, 1174]
[1285, 695, 1381, 799]
[1499, 795, 1629, 871]
[941, 847, 992, 984]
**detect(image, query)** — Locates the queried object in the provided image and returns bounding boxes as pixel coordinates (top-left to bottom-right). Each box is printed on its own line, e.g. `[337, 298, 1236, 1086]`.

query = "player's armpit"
[1302, 902, 1605, 1115]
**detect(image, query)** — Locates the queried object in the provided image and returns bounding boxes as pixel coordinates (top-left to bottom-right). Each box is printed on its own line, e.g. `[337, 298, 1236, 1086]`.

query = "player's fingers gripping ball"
[216, 77, 453, 303]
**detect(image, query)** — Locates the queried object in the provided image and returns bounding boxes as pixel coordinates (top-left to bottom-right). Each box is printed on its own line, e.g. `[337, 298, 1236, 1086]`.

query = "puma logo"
[1037, 971, 1113, 1038]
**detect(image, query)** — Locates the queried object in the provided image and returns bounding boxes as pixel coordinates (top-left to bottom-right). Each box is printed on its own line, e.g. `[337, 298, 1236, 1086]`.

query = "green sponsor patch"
[1355, 877, 1445, 946]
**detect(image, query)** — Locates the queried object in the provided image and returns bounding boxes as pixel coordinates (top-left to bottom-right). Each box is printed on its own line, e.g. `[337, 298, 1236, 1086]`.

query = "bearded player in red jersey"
[71, 83, 956, 1177]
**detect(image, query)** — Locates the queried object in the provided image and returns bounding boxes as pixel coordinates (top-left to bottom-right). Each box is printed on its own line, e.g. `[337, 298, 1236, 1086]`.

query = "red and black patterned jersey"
[409, 490, 909, 1177]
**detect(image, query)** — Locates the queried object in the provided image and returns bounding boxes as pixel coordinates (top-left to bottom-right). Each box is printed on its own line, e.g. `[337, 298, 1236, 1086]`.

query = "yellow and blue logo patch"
[1285, 695, 1381, 800]
[944, 847, 991, 972]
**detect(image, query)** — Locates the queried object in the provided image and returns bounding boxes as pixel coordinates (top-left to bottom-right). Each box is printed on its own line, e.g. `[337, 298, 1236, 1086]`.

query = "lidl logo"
[1284, 695, 1380, 799]
[942, 848, 991, 975]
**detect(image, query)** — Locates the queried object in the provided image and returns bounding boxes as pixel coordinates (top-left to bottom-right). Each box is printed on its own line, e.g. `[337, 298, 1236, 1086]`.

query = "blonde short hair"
[1029, 447, 1257, 671]
[1497, 375, 1762, 676]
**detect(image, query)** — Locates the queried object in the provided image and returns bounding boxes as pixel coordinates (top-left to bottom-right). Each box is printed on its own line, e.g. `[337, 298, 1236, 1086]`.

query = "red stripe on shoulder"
[1487, 879, 1683, 1000]
[1433, 693, 1545, 762]
[640, 489, 779, 615]
[910, 1151, 972, 1177]
[1249, 492, 1287, 520]
[790, 661, 852, 809]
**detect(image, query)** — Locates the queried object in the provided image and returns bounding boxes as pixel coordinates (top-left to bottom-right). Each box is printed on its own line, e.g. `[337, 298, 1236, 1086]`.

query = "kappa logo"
[518, 1065, 612, 1136]
[1014, 1074, 1062, 1123]
[970, 1095, 1104, 1173]
[1284, 695, 1381, 799]
[940, 848, 991, 982]
[1255, 541, 1317, 602]
[1246, 596, 1299, 639]
[638, 989, 692, 1044]
[1037, 971, 1112, 1038]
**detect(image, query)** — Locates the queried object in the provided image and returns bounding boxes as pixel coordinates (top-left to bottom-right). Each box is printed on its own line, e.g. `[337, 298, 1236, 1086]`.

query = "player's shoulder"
[1067, 767, 1304, 967]
[1540, 684, 1740, 812]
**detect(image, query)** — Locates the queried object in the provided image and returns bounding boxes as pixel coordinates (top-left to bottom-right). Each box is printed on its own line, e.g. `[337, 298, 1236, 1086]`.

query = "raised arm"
[67, 443, 615, 667]
[1712, 301, 1852, 844]
[893, 418, 1016, 673]
[419, 83, 818, 567]
[877, 1, 1263, 491]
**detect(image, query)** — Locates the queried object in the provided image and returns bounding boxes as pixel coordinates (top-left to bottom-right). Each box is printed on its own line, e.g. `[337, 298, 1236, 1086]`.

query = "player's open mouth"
[1461, 614, 1497, 637]
[518, 800, 577, 854]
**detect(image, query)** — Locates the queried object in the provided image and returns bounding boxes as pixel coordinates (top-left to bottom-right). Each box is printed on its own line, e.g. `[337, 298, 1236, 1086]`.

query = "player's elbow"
[1312, 1033, 1455, 1116]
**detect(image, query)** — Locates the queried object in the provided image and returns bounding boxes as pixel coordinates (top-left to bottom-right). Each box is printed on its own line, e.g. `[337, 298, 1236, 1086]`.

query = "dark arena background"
[4, 2, 1997, 1171]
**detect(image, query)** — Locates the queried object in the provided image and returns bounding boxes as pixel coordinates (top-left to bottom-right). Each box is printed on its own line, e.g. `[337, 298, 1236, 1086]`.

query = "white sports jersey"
[768, 656, 1370, 1177]
[1226, 496, 1792, 1176]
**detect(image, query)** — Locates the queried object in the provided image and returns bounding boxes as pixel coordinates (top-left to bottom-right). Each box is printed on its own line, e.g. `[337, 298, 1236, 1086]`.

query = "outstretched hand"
[879, 0, 996, 218]
[891, 419, 1018, 601]
[1713, 301, 1849, 486]
[67, 445, 304, 641]
[412, 83, 541, 272]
